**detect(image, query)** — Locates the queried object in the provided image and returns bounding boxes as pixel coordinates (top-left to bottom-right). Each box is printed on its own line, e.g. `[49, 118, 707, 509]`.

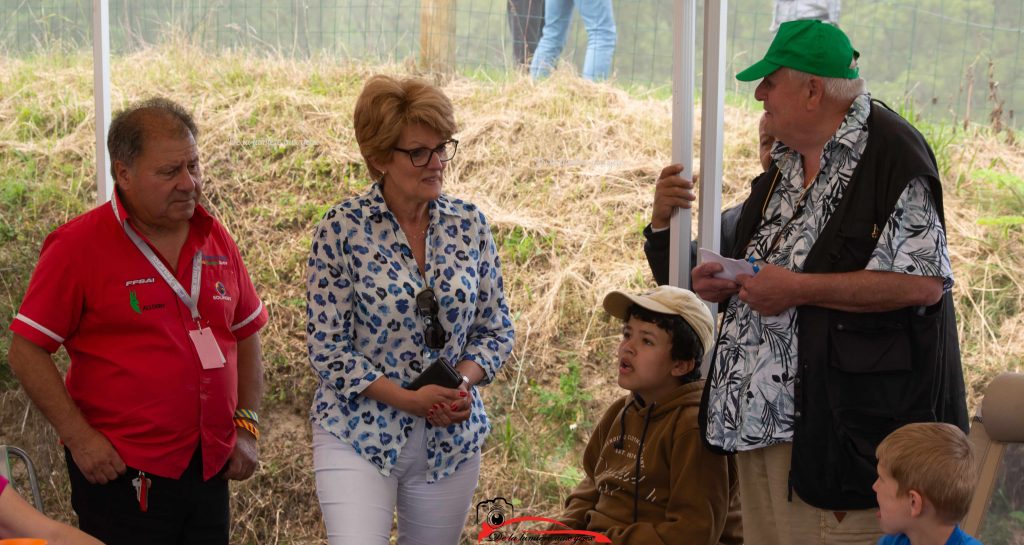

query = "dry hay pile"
[1, 43, 1021, 543]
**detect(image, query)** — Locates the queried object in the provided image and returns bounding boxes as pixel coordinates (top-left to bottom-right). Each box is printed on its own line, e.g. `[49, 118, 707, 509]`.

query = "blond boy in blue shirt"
[873, 423, 982, 545]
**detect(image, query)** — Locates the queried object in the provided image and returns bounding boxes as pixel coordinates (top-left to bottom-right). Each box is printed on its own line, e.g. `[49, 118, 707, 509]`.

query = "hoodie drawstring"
[633, 402, 655, 523]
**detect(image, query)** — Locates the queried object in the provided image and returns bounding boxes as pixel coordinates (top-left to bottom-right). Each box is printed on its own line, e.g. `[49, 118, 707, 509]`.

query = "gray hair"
[785, 68, 866, 104]
[107, 97, 198, 181]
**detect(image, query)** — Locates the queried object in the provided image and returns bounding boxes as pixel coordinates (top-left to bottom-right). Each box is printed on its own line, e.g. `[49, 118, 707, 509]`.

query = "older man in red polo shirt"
[7, 97, 268, 545]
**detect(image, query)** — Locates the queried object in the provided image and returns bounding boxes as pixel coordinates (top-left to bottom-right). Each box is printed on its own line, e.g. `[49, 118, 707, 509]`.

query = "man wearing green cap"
[689, 20, 968, 545]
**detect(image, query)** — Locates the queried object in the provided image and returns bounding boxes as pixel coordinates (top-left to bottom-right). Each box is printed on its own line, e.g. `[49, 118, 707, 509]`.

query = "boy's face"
[872, 462, 913, 534]
[616, 316, 694, 401]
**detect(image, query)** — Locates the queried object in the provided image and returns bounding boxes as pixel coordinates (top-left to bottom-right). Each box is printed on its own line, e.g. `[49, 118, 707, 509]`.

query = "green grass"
[972, 168, 1024, 210]
[496, 225, 556, 266]
[535, 360, 593, 446]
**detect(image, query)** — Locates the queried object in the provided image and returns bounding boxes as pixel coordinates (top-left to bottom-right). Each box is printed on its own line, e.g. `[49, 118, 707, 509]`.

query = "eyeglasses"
[392, 139, 459, 167]
[416, 288, 447, 349]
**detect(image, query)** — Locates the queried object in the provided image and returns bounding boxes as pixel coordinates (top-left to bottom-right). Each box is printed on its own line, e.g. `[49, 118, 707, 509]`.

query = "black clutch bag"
[406, 357, 464, 390]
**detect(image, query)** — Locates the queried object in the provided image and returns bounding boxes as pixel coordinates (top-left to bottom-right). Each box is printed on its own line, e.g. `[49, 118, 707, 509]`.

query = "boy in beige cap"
[557, 285, 741, 545]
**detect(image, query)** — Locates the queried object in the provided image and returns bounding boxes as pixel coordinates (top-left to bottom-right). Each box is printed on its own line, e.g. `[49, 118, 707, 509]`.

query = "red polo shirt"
[10, 190, 268, 480]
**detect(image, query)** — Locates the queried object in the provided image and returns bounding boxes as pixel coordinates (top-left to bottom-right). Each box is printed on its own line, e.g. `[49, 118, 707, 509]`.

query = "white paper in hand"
[698, 248, 756, 281]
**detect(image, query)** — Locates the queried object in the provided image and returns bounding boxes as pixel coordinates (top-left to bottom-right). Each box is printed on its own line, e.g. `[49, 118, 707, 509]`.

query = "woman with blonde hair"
[306, 75, 515, 545]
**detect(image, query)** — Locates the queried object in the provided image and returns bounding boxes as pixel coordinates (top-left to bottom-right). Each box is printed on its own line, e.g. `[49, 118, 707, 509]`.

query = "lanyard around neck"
[123, 222, 202, 322]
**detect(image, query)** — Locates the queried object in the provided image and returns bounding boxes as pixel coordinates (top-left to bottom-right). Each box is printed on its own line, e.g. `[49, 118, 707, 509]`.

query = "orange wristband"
[233, 418, 261, 441]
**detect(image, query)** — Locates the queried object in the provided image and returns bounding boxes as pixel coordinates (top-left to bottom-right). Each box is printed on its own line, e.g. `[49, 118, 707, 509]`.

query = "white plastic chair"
[962, 372, 1024, 536]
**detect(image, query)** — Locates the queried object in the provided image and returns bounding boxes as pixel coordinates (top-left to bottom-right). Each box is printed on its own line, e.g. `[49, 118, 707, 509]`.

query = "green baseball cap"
[736, 19, 860, 82]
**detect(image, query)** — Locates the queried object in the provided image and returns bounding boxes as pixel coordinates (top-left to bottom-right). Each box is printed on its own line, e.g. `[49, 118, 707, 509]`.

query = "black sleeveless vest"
[700, 101, 968, 510]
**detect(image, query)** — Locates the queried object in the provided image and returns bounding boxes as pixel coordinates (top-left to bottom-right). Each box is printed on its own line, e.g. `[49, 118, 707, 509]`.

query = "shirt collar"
[830, 92, 872, 151]
[109, 186, 213, 237]
[771, 92, 872, 165]
[365, 182, 459, 221]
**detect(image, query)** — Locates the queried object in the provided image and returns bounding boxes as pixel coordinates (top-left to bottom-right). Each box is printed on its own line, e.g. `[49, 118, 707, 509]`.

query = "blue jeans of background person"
[529, 0, 616, 81]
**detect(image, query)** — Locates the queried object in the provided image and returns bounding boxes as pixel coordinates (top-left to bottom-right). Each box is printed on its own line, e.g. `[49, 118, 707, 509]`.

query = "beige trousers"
[735, 443, 882, 545]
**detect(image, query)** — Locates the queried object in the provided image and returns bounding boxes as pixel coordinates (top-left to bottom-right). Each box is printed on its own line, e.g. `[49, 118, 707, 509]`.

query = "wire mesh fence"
[1, 0, 1021, 128]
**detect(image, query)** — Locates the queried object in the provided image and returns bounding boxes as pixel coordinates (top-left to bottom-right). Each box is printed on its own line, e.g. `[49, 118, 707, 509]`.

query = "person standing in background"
[643, 113, 776, 286]
[530, 0, 616, 81]
[771, 0, 840, 30]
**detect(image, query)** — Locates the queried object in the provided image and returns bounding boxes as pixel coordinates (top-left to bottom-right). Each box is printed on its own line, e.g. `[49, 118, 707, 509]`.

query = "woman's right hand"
[402, 384, 463, 418]
[427, 381, 472, 427]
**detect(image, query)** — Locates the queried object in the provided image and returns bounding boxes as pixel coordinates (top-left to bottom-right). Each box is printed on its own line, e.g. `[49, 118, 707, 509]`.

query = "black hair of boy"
[625, 303, 703, 382]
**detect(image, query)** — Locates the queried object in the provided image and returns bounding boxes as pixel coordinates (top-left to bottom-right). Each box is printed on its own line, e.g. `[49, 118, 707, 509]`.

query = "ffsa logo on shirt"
[125, 277, 163, 314]
[213, 281, 232, 302]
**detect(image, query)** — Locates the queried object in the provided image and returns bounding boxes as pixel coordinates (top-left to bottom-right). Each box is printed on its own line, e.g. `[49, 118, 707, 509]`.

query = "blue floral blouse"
[306, 183, 515, 482]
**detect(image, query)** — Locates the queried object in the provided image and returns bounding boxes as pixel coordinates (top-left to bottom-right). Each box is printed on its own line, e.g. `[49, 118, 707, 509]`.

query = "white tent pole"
[93, 0, 112, 204]
[669, 0, 696, 289]
[697, 0, 728, 376]
[699, 0, 727, 320]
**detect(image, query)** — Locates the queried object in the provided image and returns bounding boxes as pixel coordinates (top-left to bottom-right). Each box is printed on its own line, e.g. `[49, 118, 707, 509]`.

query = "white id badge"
[189, 327, 226, 369]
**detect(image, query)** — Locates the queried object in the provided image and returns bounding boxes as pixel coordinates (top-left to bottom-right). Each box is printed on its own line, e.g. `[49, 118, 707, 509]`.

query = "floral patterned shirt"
[706, 94, 954, 452]
[307, 183, 514, 482]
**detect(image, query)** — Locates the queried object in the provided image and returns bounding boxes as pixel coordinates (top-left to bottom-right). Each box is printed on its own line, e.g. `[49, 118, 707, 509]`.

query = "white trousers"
[312, 421, 481, 545]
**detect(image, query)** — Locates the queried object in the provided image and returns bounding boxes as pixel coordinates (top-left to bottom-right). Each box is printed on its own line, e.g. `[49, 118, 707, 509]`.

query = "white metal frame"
[670, 0, 728, 293]
[672, 0, 728, 372]
[93, 0, 112, 204]
[699, 0, 728, 314]
[669, 0, 697, 289]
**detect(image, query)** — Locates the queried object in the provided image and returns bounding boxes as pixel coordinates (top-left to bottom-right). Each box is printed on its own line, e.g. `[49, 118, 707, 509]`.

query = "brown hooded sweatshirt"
[560, 380, 742, 545]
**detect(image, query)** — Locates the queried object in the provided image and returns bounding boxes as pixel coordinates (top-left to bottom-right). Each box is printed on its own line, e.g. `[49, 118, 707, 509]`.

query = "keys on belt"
[132, 470, 151, 512]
